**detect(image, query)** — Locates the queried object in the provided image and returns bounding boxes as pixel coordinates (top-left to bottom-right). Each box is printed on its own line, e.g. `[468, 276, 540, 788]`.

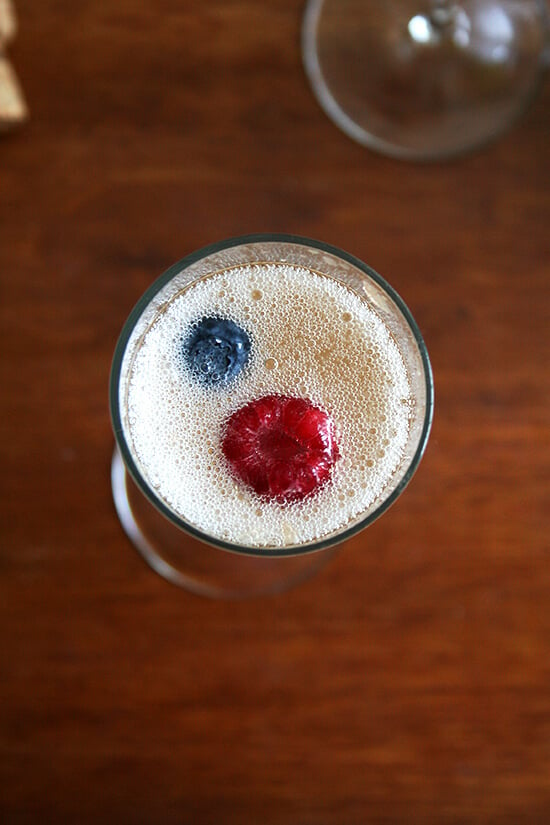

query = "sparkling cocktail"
[110, 235, 433, 595]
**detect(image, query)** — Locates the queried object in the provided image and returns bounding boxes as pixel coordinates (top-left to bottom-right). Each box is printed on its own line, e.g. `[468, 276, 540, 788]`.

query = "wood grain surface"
[1, 2, 549, 823]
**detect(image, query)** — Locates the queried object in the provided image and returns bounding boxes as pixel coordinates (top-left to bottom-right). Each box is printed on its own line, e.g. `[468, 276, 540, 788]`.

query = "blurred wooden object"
[0, 0, 17, 42]
[0, 0, 27, 130]
[0, 56, 27, 129]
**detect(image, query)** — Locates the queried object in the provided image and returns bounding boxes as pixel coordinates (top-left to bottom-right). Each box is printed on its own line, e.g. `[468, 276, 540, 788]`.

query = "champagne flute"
[110, 235, 433, 597]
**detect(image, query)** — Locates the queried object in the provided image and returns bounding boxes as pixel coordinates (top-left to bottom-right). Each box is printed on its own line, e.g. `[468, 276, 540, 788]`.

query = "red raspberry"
[222, 395, 340, 503]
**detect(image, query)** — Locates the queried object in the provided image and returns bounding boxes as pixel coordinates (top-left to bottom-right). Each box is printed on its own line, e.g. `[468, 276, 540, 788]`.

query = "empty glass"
[302, 0, 549, 160]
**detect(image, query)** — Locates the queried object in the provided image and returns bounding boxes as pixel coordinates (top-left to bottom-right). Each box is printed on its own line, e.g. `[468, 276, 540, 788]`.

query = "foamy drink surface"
[121, 263, 413, 548]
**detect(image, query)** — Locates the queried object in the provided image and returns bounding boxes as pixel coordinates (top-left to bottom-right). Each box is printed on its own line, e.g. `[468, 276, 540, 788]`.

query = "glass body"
[110, 235, 434, 597]
[302, 0, 549, 161]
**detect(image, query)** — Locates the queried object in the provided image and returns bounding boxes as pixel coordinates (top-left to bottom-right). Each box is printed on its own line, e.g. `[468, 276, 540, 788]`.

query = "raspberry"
[181, 316, 251, 386]
[222, 395, 340, 503]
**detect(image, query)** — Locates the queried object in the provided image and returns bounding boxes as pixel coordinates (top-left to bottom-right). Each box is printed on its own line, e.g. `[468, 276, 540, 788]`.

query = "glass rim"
[109, 233, 434, 557]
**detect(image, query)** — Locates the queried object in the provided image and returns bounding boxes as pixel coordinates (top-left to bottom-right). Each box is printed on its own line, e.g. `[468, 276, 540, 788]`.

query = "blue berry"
[181, 316, 251, 386]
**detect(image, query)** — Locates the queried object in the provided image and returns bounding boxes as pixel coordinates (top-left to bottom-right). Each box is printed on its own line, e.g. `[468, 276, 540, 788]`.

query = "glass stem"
[429, 0, 456, 31]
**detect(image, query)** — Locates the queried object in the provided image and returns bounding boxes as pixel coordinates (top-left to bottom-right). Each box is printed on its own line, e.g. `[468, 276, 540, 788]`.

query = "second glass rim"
[109, 232, 434, 558]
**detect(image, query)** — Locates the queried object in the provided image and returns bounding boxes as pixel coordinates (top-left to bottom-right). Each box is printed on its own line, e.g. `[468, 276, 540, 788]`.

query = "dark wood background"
[1, 2, 549, 822]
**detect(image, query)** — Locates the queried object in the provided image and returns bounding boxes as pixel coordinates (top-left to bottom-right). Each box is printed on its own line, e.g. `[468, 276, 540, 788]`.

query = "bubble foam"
[122, 263, 412, 548]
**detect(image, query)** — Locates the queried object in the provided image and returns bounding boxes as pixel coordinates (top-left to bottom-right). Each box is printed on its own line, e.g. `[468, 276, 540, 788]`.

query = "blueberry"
[181, 316, 251, 386]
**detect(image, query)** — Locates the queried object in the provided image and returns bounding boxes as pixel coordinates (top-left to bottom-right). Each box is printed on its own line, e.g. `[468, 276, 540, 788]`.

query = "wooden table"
[2, 2, 549, 822]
